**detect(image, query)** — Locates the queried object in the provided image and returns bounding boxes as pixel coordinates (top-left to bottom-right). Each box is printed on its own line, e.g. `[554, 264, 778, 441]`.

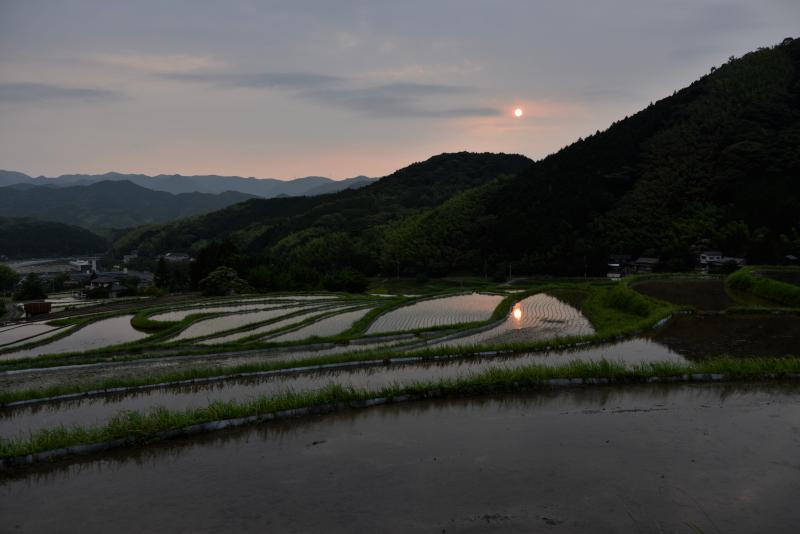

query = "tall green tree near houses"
[0, 264, 19, 295]
[14, 273, 47, 301]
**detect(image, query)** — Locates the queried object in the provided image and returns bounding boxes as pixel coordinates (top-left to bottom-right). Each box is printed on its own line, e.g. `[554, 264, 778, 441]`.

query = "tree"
[199, 266, 251, 296]
[14, 273, 47, 301]
[0, 264, 19, 295]
[154, 258, 171, 290]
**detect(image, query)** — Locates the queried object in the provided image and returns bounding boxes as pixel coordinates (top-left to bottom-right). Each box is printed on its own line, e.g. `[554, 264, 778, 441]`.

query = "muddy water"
[0, 315, 148, 360]
[0, 338, 686, 437]
[650, 314, 800, 359]
[2, 383, 799, 533]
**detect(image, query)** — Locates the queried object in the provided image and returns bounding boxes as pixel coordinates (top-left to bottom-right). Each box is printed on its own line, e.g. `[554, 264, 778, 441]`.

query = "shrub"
[199, 266, 251, 296]
[13, 273, 46, 301]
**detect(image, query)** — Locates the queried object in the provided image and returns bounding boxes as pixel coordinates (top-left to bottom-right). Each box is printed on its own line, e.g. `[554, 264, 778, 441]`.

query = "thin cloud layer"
[0, 83, 121, 103]
[165, 72, 500, 118]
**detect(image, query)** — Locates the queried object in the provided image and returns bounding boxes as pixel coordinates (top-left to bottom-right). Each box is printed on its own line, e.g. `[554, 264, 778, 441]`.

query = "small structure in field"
[23, 301, 52, 318]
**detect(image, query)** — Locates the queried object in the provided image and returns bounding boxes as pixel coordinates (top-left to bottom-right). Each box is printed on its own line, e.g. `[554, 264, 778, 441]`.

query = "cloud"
[161, 71, 344, 90]
[0, 83, 121, 103]
[303, 82, 500, 118]
[164, 70, 498, 118]
[88, 53, 222, 73]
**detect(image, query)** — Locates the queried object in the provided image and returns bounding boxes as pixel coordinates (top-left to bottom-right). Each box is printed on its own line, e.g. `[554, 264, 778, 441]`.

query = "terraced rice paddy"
[172, 305, 313, 341]
[0, 338, 687, 437]
[366, 293, 502, 333]
[631, 278, 735, 310]
[0, 322, 63, 348]
[650, 314, 800, 359]
[198, 307, 350, 344]
[5, 384, 798, 533]
[0, 315, 148, 360]
[149, 302, 285, 322]
[436, 293, 593, 347]
[268, 307, 374, 342]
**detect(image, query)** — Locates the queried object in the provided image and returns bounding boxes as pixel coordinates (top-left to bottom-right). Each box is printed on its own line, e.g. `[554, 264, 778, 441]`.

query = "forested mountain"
[382, 38, 800, 275]
[113, 152, 533, 261]
[115, 38, 799, 286]
[0, 217, 108, 258]
[0, 170, 376, 197]
[0, 181, 256, 231]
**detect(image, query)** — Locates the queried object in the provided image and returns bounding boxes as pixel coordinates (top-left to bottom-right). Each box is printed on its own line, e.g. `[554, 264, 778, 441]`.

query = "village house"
[633, 257, 660, 273]
[159, 252, 193, 264]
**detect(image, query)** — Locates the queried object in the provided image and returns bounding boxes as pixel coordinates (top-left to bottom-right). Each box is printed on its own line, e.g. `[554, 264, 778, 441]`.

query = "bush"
[13, 273, 46, 301]
[600, 284, 652, 317]
[199, 266, 251, 296]
[142, 285, 167, 297]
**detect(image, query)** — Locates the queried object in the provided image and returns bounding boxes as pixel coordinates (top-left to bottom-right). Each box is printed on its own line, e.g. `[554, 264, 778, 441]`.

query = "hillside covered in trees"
[384, 38, 800, 276]
[0, 217, 108, 258]
[115, 38, 800, 288]
[0, 181, 257, 231]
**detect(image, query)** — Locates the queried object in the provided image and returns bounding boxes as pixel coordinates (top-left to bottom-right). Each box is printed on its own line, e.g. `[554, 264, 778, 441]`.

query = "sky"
[0, 1, 798, 180]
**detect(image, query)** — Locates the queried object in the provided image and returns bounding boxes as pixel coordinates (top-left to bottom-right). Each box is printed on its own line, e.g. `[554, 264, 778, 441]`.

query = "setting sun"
[514, 108, 523, 117]
[513, 306, 522, 320]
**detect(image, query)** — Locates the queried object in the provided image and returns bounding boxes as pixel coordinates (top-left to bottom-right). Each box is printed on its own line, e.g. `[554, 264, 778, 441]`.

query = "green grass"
[582, 282, 678, 335]
[3, 356, 800, 460]
[727, 266, 800, 308]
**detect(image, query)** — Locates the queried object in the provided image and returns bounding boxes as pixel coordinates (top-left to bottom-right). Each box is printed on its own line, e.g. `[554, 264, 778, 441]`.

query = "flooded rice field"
[172, 305, 313, 341]
[0, 322, 62, 348]
[631, 278, 735, 310]
[0, 339, 410, 393]
[650, 314, 800, 359]
[0, 338, 687, 437]
[3, 383, 799, 533]
[435, 293, 594, 347]
[199, 307, 350, 344]
[366, 292, 503, 333]
[149, 301, 285, 322]
[268, 307, 374, 342]
[0, 315, 148, 360]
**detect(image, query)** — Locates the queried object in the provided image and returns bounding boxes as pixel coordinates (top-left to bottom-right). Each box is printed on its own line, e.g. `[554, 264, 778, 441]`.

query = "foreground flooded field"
[651, 314, 800, 359]
[0, 338, 687, 437]
[2, 383, 799, 533]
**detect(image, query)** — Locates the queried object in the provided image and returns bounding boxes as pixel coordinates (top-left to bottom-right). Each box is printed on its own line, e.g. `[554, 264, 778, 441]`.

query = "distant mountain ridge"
[0, 170, 376, 198]
[0, 180, 259, 231]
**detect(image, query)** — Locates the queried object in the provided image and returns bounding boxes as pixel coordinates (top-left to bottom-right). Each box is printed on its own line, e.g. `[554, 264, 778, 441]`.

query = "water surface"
[2, 383, 799, 533]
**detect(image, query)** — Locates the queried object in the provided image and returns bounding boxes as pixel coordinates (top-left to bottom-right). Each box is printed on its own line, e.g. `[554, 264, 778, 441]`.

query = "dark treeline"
[0, 217, 108, 259]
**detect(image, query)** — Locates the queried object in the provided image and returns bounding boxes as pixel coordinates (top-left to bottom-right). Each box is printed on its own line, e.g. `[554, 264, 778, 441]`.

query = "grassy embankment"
[3, 355, 800, 461]
[726, 266, 800, 309]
